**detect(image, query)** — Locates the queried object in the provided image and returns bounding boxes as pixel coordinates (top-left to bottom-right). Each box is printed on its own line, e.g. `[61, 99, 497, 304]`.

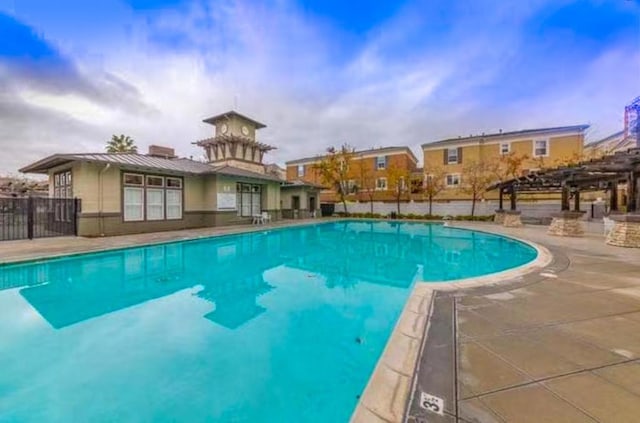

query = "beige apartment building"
[285, 146, 419, 203]
[423, 125, 589, 201]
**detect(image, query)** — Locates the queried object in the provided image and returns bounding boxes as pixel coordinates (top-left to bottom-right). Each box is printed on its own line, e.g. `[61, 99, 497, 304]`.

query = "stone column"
[503, 210, 523, 227]
[547, 211, 585, 237]
[494, 209, 506, 224]
[606, 214, 640, 248]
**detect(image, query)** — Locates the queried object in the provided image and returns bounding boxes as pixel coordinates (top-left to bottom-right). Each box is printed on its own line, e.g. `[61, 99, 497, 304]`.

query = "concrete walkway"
[406, 222, 640, 423]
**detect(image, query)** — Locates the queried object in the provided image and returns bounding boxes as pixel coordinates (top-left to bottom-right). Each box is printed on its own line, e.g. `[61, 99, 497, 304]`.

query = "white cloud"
[1, 0, 638, 176]
[17, 89, 117, 125]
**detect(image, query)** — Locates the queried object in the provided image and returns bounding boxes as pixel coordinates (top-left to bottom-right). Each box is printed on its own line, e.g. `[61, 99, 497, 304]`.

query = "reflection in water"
[198, 274, 274, 329]
[1, 221, 535, 330]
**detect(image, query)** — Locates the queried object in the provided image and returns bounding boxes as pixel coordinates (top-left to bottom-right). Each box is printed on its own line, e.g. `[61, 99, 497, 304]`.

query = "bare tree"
[357, 157, 376, 215]
[387, 164, 411, 216]
[490, 152, 529, 183]
[313, 144, 355, 214]
[461, 160, 493, 217]
[423, 167, 446, 215]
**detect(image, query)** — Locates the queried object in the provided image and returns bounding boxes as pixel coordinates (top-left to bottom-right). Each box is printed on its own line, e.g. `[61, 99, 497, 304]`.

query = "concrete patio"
[406, 222, 640, 423]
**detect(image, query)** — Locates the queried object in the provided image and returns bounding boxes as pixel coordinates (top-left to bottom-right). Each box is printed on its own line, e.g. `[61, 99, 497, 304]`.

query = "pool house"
[20, 111, 318, 237]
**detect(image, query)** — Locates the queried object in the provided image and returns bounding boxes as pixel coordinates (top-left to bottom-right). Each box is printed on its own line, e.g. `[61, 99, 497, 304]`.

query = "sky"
[1, 0, 639, 174]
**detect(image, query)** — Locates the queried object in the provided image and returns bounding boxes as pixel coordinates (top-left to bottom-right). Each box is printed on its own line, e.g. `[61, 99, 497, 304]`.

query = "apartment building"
[285, 146, 419, 202]
[422, 125, 589, 200]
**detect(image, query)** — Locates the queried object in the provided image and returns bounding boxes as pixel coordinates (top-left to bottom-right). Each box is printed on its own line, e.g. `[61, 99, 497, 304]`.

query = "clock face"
[241, 126, 249, 136]
[220, 123, 228, 134]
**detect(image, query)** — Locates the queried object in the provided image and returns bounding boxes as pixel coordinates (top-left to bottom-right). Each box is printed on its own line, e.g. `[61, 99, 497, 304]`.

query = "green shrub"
[450, 215, 494, 221]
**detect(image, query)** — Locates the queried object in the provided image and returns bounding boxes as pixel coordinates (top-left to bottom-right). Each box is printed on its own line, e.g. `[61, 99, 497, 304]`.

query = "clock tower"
[195, 111, 276, 173]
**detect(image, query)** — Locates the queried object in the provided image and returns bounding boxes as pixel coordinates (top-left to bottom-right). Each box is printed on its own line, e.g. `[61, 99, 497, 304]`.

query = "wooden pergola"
[488, 147, 640, 214]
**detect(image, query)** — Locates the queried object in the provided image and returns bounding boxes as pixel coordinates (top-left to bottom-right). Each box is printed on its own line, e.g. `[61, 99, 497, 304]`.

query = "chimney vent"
[148, 145, 176, 159]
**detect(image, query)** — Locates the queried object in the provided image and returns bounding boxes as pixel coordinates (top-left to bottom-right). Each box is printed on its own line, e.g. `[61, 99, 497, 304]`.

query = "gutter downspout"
[98, 163, 111, 236]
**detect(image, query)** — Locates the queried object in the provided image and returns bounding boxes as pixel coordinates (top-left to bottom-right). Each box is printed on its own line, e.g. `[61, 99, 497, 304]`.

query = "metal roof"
[202, 110, 267, 129]
[20, 153, 283, 182]
[421, 125, 590, 149]
[285, 146, 418, 166]
[209, 165, 283, 182]
[20, 153, 215, 174]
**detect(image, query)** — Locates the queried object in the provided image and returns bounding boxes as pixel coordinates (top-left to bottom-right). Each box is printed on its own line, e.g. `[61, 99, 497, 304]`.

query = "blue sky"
[0, 0, 639, 173]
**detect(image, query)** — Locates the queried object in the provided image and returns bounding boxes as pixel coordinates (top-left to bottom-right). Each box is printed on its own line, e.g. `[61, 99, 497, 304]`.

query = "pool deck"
[1, 219, 639, 423]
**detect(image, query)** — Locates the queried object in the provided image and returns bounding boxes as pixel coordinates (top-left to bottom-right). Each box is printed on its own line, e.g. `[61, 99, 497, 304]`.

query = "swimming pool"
[0, 221, 536, 422]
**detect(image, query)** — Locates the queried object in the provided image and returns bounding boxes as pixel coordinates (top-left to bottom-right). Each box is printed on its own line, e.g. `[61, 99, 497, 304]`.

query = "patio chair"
[261, 211, 271, 224]
[252, 214, 264, 225]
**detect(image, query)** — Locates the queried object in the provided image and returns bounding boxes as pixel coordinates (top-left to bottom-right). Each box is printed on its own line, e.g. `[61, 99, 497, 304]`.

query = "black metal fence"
[0, 197, 80, 241]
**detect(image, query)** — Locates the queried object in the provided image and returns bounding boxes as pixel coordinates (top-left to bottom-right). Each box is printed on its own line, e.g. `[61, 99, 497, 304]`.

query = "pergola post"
[502, 185, 522, 227]
[561, 183, 570, 211]
[509, 185, 517, 211]
[628, 172, 638, 213]
[494, 187, 506, 224]
[573, 189, 580, 212]
[609, 181, 618, 212]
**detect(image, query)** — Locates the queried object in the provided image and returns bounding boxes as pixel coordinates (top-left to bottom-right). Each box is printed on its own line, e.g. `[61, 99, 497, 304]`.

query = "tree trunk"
[342, 197, 348, 215]
[471, 195, 476, 217]
[428, 194, 433, 215]
[396, 195, 401, 216]
[370, 196, 374, 215]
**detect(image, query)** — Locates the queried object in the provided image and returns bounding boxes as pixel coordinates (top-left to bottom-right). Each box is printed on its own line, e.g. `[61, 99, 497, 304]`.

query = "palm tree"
[106, 134, 137, 153]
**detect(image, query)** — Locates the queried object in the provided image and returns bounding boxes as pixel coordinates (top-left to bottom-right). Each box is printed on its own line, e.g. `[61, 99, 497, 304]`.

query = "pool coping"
[349, 224, 554, 423]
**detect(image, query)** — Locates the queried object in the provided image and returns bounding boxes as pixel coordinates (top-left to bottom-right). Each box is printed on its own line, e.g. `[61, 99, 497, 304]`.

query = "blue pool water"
[0, 221, 536, 423]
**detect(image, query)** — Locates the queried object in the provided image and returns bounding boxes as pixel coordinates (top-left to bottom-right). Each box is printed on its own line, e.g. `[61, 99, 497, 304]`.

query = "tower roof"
[202, 110, 266, 129]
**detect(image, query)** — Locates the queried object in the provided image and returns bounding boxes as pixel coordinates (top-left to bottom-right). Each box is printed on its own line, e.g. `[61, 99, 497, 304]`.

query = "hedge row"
[334, 212, 494, 222]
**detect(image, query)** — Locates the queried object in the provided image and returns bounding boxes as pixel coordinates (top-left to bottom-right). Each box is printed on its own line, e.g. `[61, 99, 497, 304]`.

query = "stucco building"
[285, 146, 419, 203]
[20, 111, 294, 236]
[422, 125, 589, 201]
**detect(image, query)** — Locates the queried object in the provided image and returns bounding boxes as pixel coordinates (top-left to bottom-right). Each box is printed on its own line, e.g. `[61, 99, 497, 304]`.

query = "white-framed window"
[123, 173, 182, 222]
[166, 177, 182, 188]
[146, 188, 165, 220]
[534, 139, 549, 157]
[146, 175, 164, 187]
[166, 190, 182, 219]
[123, 187, 144, 221]
[376, 156, 387, 170]
[376, 177, 387, 190]
[447, 148, 459, 164]
[124, 173, 143, 185]
[500, 143, 510, 155]
[297, 165, 304, 177]
[53, 170, 72, 198]
[446, 174, 460, 187]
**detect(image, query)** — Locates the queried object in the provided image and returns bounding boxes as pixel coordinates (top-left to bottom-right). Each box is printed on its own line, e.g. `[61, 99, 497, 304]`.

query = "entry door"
[292, 196, 300, 210]
[309, 196, 316, 211]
